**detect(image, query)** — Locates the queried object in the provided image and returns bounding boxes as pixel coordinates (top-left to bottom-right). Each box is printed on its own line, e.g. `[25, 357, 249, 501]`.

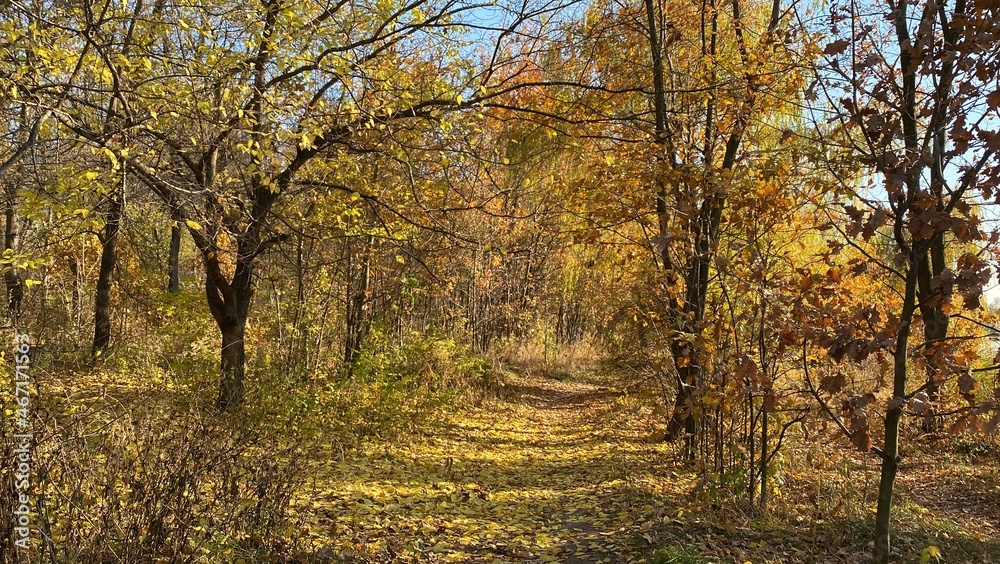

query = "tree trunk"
[4, 196, 23, 324]
[287, 234, 308, 369]
[759, 399, 769, 511]
[1, 109, 45, 326]
[168, 209, 181, 293]
[916, 233, 948, 432]
[93, 184, 123, 362]
[204, 246, 255, 410]
[873, 0, 923, 559]
[343, 234, 373, 375]
[644, 0, 698, 458]
[873, 409, 901, 564]
[665, 246, 714, 461]
[665, 359, 699, 459]
[68, 255, 81, 326]
[873, 251, 920, 564]
[218, 321, 246, 409]
[207, 277, 252, 409]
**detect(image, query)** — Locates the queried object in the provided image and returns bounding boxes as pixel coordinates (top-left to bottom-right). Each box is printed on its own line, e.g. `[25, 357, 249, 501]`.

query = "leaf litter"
[297, 374, 685, 562]
[293, 374, 1000, 563]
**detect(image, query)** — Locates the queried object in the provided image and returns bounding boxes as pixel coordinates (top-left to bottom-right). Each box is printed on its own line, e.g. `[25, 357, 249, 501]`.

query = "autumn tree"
[0, 5, 53, 325]
[808, 0, 1000, 560]
[650, 0, 804, 458]
[560, 0, 807, 462]
[28, 0, 574, 408]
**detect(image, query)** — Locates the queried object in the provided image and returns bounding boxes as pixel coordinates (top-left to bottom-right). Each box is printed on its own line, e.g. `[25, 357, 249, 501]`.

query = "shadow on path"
[312, 374, 680, 563]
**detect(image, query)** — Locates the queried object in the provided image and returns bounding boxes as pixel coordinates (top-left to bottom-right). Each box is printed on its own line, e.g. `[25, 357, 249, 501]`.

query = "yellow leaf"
[702, 393, 723, 407]
[101, 147, 118, 166]
[299, 132, 316, 150]
[185, 220, 202, 231]
[920, 546, 942, 563]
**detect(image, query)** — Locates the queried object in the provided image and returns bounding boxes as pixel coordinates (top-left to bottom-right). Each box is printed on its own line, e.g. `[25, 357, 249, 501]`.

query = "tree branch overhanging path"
[41, 0, 616, 409]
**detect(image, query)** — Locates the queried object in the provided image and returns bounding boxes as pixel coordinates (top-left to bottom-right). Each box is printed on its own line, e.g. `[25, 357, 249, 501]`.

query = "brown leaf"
[736, 356, 759, 383]
[763, 393, 778, 413]
[852, 393, 876, 410]
[780, 327, 799, 346]
[823, 39, 851, 56]
[987, 89, 1000, 110]
[985, 412, 1000, 435]
[820, 373, 846, 394]
[850, 428, 872, 452]
[887, 396, 906, 410]
[958, 372, 980, 402]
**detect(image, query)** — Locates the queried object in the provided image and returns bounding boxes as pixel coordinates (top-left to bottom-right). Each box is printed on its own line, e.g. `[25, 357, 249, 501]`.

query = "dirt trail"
[311, 374, 679, 563]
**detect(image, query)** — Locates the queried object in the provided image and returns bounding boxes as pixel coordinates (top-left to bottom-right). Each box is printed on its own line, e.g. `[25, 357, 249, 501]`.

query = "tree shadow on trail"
[500, 379, 620, 410]
[316, 374, 681, 562]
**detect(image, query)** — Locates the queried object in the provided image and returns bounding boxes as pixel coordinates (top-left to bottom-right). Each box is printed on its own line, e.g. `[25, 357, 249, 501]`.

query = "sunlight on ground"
[299, 376, 685, 562]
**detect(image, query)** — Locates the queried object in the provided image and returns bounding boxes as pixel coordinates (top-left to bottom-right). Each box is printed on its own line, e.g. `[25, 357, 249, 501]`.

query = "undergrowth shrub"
[646, 544, 708, 564]
[354, 329, 492, 389]
[952, 435, 1000, 459]
[497, 326, 601, 381]
[1, 363, 311, 563]
[4, 284, 508, 562]
[0, 408, 26, 561]
[329, 330, 499, 442]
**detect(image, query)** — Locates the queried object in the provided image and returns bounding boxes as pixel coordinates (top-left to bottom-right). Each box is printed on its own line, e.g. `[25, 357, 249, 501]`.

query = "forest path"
[311, 372, 682, 563]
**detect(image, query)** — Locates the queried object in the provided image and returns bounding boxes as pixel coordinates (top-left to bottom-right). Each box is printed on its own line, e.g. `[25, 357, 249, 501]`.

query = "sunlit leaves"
[305, 376, 678, 561]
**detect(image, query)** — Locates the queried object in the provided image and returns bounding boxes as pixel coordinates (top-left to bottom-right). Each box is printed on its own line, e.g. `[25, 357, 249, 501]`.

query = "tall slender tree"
[640, 0, 796, 457]
[811, 0, 1000, 560]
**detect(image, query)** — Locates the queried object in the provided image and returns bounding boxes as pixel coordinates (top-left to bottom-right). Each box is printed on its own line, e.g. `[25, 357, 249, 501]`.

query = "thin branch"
[802, 340, 886, 459]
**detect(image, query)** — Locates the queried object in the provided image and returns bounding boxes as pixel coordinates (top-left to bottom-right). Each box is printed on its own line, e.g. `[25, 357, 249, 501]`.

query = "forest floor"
[303, 371, 668, 562]
[299, 371, 1000, 563]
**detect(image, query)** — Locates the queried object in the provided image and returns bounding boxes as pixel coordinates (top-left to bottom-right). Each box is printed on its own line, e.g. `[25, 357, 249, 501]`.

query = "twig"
[802, 340, 886, 460]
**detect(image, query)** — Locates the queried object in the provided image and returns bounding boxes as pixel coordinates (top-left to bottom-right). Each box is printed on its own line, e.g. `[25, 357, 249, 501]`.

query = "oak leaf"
[823, 39, 850, 56]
